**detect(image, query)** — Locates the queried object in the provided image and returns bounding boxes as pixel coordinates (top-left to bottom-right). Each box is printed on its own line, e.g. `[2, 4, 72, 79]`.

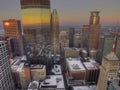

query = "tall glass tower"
[51, 9, 60, 54]
[20, 0, 51, 59]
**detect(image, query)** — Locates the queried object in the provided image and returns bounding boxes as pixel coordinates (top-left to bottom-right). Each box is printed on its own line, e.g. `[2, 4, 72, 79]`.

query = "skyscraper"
[51, 9, 60, 54]
[98, 33, 120, 63]
[0, 41, 15, 90]
[89, 11, 101, 50]
[81, 25, 89, 49]
[69, 27, 75, 47]
[20, 0, 51, 59]
[3, 19, 24, 56]
[97, 35, 120, 90]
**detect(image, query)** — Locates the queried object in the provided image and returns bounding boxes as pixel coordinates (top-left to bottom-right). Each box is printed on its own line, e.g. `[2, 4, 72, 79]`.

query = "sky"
[0, 0, 120, 27]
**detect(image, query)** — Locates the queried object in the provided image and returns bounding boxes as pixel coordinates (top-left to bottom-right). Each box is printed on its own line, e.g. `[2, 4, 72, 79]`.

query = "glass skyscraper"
[20, 0, 51, 59]
[51, 9, 60, 54]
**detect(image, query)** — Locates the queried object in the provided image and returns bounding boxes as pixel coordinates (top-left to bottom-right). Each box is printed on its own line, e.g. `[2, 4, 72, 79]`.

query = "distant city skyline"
[0, 0, 120, 27]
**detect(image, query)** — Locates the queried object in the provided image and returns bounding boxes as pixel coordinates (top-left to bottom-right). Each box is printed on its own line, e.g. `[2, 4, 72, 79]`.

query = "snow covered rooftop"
[51, 65, 62, 75]
[66, 58, 86, 71]
[28, 81, 39, 90]
[83, 62, 97, 70]
[72, 85, 96, 90]
[11, 59, 25, 72]
[40, 75, 65, 89]
[30, 64, 45, 69]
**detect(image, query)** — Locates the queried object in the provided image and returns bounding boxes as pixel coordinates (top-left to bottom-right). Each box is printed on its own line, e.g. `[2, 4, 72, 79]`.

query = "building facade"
[97, 51, 120, 90]
[81, 25, 89, 49]
[20, 0, 51, 60]
[3, 19, 24, 56]
[98, 34, 120, 63]
[89, 11, 101, 50]
[69, 28, 75, 47]
[0, 41, 15, 90]
[51, 9, 60, 54]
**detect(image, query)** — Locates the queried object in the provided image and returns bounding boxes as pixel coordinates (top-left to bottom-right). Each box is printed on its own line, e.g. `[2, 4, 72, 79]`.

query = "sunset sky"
[0, 0, 120, 26]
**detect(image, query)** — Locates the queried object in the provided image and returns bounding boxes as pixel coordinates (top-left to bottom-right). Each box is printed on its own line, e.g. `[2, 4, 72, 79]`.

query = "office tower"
[98, 33, 120, 63]
[3, 19, 24, 56]
[51, 9, 60, 54]
[74, 33, 81, 48]
[20, 0, 51, 60]
[96, 35, 120, 90]
[89, 11, 101, 50]
[69, 27, 75, 47]
[81, 25, 89, 49]
[0, 41, 15, 90]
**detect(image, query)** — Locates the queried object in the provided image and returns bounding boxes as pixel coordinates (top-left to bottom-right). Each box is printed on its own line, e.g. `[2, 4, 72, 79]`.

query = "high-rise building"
[20, 0, 50, 44]
[97, 35, 120, 90]
[0, 41, 15, 90]
[74, 33, 81, 48]
[20, 0, 51, 60]
[89, 11, 101, 50]
[98, 33, 120, 63]
[69, 27, 75, 47]
[3, 19, 24, 56]
[51, 9, 60, 54]
[81, 25, 89, 49]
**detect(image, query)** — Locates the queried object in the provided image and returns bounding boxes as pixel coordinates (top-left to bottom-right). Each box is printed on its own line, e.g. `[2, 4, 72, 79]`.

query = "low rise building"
[66, 58, 86, 80]
[63, 47, 80, 58]
[39, 75, 65, 90]
[11, 59, 31, 90]
[30, 64, 46, 81]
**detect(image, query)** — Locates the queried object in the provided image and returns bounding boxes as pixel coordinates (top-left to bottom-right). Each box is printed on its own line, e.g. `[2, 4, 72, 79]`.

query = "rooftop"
[28, 81, 39, 90]
[30, 64, 45, 69]
[51, 65, 62, 75]
[40, 75, 65, 89]
[83, 62, 97, 70]
[11, 59, 25, 72]
[105, 52, 119, 60]
[72, 85, 96, 90]
[66, 58, 86, 71]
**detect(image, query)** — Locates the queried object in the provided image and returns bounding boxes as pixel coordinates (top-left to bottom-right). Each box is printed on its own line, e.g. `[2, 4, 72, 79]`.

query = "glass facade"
[20, 0, 51, 59]
[21, 0, 51, 43]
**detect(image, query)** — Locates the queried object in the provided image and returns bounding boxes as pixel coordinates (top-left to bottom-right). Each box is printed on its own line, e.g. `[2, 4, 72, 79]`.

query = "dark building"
[81, 25, 89, 49]
[0, 41, 15, 90]
[3, 19, 24, 57]
[89, 11, 101, 50]
[69, 27, 75, 47]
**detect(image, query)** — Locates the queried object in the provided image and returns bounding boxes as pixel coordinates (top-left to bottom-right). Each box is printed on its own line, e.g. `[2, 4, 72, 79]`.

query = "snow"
[83, 62, 97, 70]
[51, 65, 62, 75]
[73, 85, 96, 90]
[40, 75, 65, 89]
[66, 58, 86, 71]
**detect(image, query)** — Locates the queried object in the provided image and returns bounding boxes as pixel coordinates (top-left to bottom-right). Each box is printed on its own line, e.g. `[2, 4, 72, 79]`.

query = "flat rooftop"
[28, 81, 39, 90]
[64, 47, 80, 51]
[66, 58, 86, 71]
[83, 62, 97, 70]
[30, 64, 45, 69]
[40, 75, 65, 89]
[11, 60, 25, 72]
[72, 85, 96, 90]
